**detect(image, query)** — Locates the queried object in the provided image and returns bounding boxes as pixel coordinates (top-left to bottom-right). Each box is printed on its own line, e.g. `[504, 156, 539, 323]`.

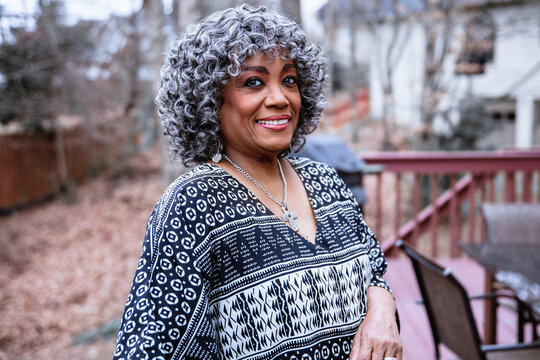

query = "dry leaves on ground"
[0, 147, 167, 360]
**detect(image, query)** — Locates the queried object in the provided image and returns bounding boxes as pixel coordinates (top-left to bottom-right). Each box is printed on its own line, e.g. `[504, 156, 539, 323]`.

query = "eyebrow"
[240, 63, 296, 75]
[241, 66, 270, 75]
[281, 63, 296, 72]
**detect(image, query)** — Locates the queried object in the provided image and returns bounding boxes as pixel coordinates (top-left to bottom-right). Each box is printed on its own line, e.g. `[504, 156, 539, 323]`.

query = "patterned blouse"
[113, 158, 390, 360]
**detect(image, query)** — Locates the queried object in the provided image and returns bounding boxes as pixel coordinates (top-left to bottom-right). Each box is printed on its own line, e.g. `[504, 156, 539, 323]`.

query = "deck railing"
[360, 150, 540, 257]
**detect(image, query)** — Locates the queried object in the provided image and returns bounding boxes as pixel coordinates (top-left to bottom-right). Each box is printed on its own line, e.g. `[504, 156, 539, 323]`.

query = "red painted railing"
[360, 150, 540, 257]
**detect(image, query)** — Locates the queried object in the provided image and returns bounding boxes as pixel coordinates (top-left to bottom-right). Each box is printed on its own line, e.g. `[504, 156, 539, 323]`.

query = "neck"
[218, 149, 298, 232]
[223, 148, 282, 178]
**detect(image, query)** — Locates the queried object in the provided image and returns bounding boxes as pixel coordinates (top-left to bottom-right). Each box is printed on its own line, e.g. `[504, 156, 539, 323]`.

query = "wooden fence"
[361, 150, 540, 257]
[0, 127, 89, 211]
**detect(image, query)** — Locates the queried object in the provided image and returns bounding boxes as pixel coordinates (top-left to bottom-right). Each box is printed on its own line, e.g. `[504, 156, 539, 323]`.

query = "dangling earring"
[211, 139, 222, 163]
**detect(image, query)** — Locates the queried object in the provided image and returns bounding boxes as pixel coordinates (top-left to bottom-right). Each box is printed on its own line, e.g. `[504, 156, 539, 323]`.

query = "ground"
[0, 147, 166, 359]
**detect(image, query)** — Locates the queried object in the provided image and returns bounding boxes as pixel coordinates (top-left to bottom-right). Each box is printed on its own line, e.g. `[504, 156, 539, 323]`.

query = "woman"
[114, 5, 401, 360]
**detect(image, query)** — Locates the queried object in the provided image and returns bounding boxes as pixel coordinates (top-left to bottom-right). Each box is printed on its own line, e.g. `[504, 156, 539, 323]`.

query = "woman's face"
[219, 52, 301, 160]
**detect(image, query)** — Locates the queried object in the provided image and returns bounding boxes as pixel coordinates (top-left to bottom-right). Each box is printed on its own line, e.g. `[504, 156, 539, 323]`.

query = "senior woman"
[114, 5, 401, 360]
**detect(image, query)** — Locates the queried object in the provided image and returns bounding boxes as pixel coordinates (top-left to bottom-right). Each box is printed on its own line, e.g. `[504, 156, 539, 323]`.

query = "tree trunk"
[348, 0, 361, 143]
[38, 0, 75, 201]
[123, 13, 142, 156]
[172, 0, 199, 36]
[143, 0, 175, 182]
[242, 0, 261, 7]
[166, 0, 201, 182]
[323, 0, 336, 131]
[382, 83, 395, 150]
[366, 0, 411, 149]
[280, 0, 301, 23]
[418, 1, 455, 150]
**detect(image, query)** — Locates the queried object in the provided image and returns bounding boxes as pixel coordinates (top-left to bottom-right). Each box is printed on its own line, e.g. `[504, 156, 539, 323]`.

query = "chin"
[262, 140, 292, 154]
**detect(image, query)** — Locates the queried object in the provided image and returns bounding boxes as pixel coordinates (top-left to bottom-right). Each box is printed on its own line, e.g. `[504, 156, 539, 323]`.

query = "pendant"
[281, 202, 299, 232]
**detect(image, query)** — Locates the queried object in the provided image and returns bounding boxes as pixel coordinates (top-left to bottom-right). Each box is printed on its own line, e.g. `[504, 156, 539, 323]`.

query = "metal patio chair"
[397, 240, 540, 360]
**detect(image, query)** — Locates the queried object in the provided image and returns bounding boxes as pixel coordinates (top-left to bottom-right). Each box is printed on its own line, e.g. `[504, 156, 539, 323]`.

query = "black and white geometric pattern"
[114, 158, 390, 360]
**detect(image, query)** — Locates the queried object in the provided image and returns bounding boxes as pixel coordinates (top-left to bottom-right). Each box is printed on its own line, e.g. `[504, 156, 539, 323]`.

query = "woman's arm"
[350, 286, 402, 360]
[113, 190, 218, 360]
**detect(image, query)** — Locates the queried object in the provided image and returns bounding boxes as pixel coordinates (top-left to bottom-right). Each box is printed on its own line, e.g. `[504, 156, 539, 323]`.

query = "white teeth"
[257, 119, 289, 125]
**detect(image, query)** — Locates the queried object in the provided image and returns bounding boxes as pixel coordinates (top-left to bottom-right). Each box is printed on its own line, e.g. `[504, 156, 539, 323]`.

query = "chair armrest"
[482, 341, 540, 352]
[416, 292, 538, 322]
[415, 292, 517, 304]
[469, 292, 538, 312]
[482, 342, 540, 352]
[483, 341, 540, 360]
[468, 292, 514, 301]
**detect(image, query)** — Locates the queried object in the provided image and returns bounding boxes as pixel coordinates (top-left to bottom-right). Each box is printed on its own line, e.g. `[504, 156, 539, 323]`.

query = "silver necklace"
[222, 154, 299, 232]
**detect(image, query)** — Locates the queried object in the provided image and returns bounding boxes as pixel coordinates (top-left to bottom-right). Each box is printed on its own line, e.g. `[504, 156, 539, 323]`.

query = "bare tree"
[362, 0, 413, 149]
[172, 0, 200, 36]
[324, 0, 336, 95]
[141, 0, 178, 182]
[166, 0, 209, 181]
[348, 0, 361, 141]
[418, 0, 457, 147]
[280, 0, 302, 23]
[142, 0, 166, 113]
[241, 0, 263, 8]
[37, 0, 71, 197]
[0, 0, 93, 200]
[345, 0, 458, 149]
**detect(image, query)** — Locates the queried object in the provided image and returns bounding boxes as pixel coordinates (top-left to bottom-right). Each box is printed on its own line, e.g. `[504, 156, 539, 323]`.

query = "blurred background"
[0, 0, 539, 359]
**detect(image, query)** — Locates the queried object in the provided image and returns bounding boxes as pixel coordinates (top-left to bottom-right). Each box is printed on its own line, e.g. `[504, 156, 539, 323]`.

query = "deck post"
[468, 174, 478, 244]
[505, 172, 516, 202]
[375, 172, 383, 239]
[412, 173, 421, 245]
[450, 175, 460, 257]
[523, 171, 532, 202]
[394, 173, 401, 237]
[430, 174, 439, 257]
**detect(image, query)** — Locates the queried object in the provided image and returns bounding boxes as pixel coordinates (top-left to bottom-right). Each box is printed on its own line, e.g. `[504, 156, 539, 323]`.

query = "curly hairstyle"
[156, 4, 327, 166]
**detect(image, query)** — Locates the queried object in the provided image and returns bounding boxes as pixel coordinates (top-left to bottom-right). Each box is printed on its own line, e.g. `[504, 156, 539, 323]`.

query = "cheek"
[292, 94, 302, 116]
[235, 99, 262, 119]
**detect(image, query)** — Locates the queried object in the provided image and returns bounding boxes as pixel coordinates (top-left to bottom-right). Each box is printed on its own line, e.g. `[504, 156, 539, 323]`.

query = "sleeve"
[357, 210, 400, 331]
[327, 163, 392, 293]
[113, 191, 218, 360]
[357, 211, 392, 293]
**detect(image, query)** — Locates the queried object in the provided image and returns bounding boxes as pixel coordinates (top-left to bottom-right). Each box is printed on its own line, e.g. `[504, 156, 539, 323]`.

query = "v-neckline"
[207, 159, 321, 248]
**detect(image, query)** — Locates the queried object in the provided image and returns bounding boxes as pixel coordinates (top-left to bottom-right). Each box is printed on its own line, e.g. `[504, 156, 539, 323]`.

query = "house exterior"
[319, 0, 540, 149]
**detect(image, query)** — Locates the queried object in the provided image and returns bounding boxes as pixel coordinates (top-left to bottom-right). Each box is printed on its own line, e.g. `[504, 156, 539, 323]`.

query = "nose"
[264, 83, 289, 108]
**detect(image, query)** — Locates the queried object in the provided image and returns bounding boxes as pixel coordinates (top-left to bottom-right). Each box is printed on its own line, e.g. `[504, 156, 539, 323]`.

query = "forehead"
[241, 51, 295, 68]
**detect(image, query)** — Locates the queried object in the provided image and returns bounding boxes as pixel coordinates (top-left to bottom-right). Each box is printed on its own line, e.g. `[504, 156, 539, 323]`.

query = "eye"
[244, 77, 263, 88]
[282, 76, 297, 86]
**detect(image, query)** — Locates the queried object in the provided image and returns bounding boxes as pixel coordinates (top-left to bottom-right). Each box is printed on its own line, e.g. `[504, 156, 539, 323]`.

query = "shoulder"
[159, 163, 233, 205]
[288, 156, 345, 187]
[150, 163, 231, 235]
[287, 156, 338, 176]
[288, 156, 356, 205]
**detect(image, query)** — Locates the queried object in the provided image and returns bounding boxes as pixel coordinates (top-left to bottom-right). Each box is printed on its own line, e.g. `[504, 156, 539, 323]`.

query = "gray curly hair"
[156, 4, 326, 166]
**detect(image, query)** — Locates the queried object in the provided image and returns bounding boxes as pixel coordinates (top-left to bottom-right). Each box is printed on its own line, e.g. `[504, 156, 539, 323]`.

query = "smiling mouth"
[256, 116, 291, 130]
[256, 119, 289, 125]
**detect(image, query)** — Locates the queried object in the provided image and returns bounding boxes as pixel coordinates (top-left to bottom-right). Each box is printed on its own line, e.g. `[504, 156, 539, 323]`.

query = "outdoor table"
[459, 242, 540, 344]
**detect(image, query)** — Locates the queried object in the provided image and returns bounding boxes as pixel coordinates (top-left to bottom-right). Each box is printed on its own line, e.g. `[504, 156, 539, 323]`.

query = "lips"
[256, 115, 291, 131]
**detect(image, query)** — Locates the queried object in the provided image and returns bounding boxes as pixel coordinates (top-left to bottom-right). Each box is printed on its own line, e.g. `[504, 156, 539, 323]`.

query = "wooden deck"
[385, 256, 526, 359]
